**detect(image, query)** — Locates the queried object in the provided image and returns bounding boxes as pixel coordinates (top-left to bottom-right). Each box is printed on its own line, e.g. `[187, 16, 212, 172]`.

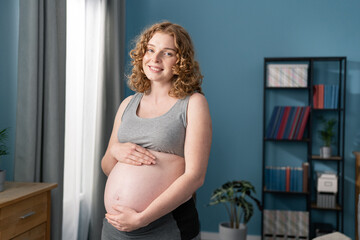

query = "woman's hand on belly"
[105, 205, 146, 232]
[104, 150, 186, 232]
[104, 150, 185, 214]
[110, 142, 156, 166]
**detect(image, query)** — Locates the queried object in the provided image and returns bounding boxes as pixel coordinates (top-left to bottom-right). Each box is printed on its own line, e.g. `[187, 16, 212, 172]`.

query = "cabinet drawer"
[12, 222, 46, 240]
[0, 192, 47, 239]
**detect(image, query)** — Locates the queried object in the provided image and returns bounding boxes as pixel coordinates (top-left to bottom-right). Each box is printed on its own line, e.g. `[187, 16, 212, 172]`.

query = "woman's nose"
[151, 52, 161, 62]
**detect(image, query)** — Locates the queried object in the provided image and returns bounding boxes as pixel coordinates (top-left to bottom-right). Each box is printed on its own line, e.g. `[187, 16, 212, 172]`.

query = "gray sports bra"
[118, 93, 190, 157]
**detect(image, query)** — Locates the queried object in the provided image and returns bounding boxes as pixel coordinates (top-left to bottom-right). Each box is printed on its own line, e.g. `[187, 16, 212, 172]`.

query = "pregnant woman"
[101, 21, 212, 240]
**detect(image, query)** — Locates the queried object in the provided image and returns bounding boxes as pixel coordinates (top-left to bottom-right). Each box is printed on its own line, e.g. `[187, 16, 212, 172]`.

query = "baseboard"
[201, 231, 261, 240]
[200, 232, 218, 240]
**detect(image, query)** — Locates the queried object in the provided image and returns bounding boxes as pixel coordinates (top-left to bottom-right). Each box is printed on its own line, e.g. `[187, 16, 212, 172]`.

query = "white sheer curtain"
[63, 0, 106, 239]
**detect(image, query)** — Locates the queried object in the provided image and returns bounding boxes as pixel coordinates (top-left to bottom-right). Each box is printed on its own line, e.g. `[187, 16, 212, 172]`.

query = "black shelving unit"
[261, 57, 346, 239]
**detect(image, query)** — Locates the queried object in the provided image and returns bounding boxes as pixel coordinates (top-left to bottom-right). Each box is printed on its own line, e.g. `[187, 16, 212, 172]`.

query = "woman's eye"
[164, 52, 173, 57]
[147, 48, 154, 53]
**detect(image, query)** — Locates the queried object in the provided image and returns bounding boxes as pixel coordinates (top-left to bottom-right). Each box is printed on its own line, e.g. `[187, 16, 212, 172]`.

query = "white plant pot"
[0, 170, 6, 192]
[219, 222, 247, 240]
[320, 146, 332, 158]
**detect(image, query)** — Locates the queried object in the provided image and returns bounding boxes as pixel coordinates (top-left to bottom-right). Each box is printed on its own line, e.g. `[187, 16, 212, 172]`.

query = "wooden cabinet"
[0, 182, 57, 240]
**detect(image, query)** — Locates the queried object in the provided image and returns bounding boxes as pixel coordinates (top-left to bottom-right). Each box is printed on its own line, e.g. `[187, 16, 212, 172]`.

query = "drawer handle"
[20, 211, 36, 219]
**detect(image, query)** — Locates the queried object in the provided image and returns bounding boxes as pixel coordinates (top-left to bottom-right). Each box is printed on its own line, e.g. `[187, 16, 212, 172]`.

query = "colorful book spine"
[288, 107, 301, 140]
[313, 85, 318, 109]
[265, 165, 307, 192]
[290, 167, 296, 192]
[270, 107, 282, 139]
[281, 167, 286, 191]
[266, 106, 279, 138]
[293, 107, 305, 139]
[296, 167, 303, 192]
[324, 85, 329, 108]
[296, 106, 311, 140]
[266, 106, 312, 140]
[283, 107, 296, 139]
[276, 107, 291, 139]
[331, 85, 336, 109]
[318, 84, 324, 109]
[272, 107, 285, 139]
[313, 84, 340, 109]
[286, 166, 291, 192]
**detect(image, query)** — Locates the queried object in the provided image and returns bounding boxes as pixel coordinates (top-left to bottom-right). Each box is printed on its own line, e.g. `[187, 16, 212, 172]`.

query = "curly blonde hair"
[128, 21, 203, 98]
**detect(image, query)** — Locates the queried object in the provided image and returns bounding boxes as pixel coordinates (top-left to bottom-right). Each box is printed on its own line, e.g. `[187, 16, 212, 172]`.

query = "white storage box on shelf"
[317, 173, 338, 193]
[316, 172, 338, 208]
[267, 64, 308, 87]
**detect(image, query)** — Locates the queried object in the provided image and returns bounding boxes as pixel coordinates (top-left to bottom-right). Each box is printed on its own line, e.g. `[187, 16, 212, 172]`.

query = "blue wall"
[0, 0, 19, 181]
[1, 0, 359, 238]
[125, 0, 360, 238]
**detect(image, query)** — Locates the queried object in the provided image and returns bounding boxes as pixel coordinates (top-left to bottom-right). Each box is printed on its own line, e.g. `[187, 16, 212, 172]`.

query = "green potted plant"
[0, 128, 9, 192]
[318, 117, 336, 158]
[209, 180, 262, 240]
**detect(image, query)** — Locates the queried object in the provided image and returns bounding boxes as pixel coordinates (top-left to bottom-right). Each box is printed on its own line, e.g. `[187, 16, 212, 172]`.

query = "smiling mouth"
[149, 66, 163, 72]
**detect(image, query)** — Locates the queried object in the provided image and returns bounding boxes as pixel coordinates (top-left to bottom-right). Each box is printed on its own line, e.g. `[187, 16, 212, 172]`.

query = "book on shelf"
[293, 109, 303, 139]
[313, 85, 318, 109]
[288, 107, 301, 140]
[266, 106, 310, 140]
[283, 107, 296, 140]
[313, 84, 339, 109]
[296, 106, 310, 140]
[265, 164, 307, 192]
[276, 106, 291, 139]
[318, 84, 324, 109]
[273, 107, 285, 139]
[286, 167, 291, 192]
[266, 106, 280, 138]
[324, 85, 330, 109]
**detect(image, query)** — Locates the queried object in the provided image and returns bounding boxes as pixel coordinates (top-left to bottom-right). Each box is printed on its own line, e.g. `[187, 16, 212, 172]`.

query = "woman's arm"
[101, 95, 156, 176]
[106, 93, 212, 231]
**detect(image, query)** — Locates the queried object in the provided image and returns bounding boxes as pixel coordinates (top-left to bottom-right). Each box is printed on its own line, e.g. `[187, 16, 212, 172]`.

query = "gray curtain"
[88, 0, 125, 239]
[15, 1, 66, 240]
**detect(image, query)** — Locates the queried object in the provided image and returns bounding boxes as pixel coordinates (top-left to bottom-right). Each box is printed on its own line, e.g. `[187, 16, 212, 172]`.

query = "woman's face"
[142, 32, 177, 85]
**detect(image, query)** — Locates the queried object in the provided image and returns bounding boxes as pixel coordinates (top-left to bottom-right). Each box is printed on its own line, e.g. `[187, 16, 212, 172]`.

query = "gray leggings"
[101, 215, 200, 240]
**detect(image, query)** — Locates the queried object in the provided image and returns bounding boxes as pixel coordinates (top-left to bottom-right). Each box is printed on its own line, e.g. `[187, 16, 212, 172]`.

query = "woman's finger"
[107, 218, 122, 231]
[124, 158, 142, 166]
[134, 145, 156, 159]
[127, 152, 155, 164]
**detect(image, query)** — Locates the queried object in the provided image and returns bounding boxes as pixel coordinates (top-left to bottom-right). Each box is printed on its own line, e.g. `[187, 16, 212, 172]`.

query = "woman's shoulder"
[188, 93, 208, 106]
[117, 94, 137, 115]
[120, 95, 134, 108]
[187, 92, 211, 128]
[119, 93, 142, 108]
[187, 93, 210, 118]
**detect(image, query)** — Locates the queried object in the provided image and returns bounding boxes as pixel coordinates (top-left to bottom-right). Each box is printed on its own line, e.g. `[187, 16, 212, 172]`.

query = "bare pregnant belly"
[104, 150, 185, 214]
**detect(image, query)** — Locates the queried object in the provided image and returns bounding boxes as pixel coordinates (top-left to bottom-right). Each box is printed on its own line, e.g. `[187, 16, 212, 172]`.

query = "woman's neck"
[145, 82, 174, 101]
